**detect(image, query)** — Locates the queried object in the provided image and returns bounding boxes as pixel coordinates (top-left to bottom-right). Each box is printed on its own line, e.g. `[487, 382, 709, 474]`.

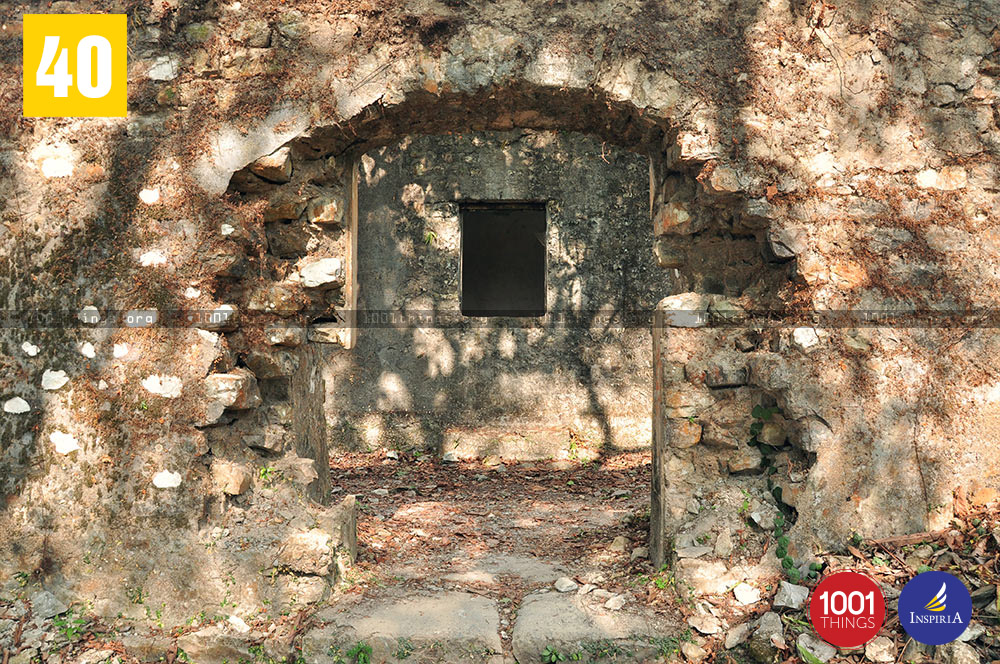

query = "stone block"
[277, 529, 334, 575]
[176, 626, 252, 664]
[245, 424, 290, 454]
[668, 418, 702, 448]
[247, 283, 302, 316]
[211, 460, 251, 495]
[308, 323, 349, 345]
[673, 559, 734, 595]
[306, 195, 344, 225]
[204, 368, 262, 411]
[246, 349, 300, 379]
[276, 575, 328, 610]
[264, 324, 305, 347]
[662, 384, 715, 419]
[264, 189, 309, 222]
[727, 445, 761, 473]
[758, 414, 787, 446]
[789, 416, 833, 453]
[703, 164, 743, 196]
[653, 200, 707, 236]
[250, 146, 292, 183]
[299, 257, 345, 289]
[701, 390, 755, 449]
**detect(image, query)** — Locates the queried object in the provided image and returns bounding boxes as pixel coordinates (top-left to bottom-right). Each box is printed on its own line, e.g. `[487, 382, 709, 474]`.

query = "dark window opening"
[461, 203, 547, 317]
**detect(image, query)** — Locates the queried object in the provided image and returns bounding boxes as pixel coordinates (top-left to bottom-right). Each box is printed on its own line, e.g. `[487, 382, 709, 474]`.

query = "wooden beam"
[343, 159, 359, 350]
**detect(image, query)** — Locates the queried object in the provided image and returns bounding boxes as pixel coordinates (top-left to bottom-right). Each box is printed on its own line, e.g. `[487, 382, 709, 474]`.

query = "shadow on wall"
[321, 129, 668, 459]
[0, 0, 997, 611]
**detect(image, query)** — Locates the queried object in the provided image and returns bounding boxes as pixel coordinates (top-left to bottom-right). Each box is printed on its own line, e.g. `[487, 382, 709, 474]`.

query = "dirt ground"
[323, 450, 684, 653]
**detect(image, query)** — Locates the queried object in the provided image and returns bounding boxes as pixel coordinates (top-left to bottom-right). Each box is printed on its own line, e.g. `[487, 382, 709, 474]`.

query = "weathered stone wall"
[322, 129, 658, 457]
[0, 0, 997, 618]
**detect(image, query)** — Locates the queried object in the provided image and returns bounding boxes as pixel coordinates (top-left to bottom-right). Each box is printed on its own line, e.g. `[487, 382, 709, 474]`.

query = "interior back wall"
[322, 130, 664, 458]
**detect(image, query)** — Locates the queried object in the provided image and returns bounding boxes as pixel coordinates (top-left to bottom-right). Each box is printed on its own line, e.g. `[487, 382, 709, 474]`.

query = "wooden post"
[343, 160, 360, 350]
[650, 305, 668, 567]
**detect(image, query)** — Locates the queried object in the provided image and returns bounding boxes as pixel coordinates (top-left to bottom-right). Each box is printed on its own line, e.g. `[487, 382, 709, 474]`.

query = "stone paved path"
[303, 587, 678, 664]
[303, 451, 684, 662]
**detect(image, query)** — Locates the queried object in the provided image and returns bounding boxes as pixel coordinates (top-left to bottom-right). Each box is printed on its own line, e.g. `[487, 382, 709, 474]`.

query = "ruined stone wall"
[322, 130, 658, 458]
[0, 0, 997, 618]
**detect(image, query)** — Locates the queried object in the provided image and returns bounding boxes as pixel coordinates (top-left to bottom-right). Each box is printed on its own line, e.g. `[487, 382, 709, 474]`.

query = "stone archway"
[200, 71, 797, 574]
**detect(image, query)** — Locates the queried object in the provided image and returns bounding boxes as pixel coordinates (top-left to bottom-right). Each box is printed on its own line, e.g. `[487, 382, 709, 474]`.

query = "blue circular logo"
[898, 571, 972, 645]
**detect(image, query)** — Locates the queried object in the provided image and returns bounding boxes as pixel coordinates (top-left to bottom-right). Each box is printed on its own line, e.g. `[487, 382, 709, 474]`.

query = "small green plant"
[770, 516, 800, 581]
[738, 488, 751, 516]
[650, 629, 692, 657]
[14, 571, 30, 587]
[797, 640, 826, 664]
[144, 603, 165, 629]
[541, 645, 565, 662]
[259, 466, 278, 484]
[346, 641, 372, 664]
[125, 585, 148, 605]
[583, 640, 630, 659]
[187, 610, 208, 626]
[423, 230, 437, 245]
[53, 608, 88, 640]
[393, 638, 414, 660]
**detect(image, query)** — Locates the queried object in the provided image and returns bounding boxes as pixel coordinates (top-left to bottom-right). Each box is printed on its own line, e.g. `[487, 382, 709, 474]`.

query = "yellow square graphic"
[23, 14, 127, 118]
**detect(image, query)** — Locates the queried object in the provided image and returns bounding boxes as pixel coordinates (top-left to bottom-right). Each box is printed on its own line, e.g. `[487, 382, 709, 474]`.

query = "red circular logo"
[809, 571, 886, 648]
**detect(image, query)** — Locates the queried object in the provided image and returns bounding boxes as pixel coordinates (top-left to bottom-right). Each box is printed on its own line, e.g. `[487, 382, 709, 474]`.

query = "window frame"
[458, 200, 549, 318]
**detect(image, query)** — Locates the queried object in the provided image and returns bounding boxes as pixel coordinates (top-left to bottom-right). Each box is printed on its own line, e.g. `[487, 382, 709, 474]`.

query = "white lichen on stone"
[139, 250, 168, 267]
[221, 223, 236, 236]
[147, 56, 179, 81]
[142, 374, 183, 398]
[41, 369, 69, 390]
[196, 329, 219, 344]
[113, 343, 129, 358]
[792, 327, 821, 352]
[185, 286, 202, 299]
[78, 342, 96, 359]
[41, 157, 73, 178]
[50, 431, 80, 454]
[152, 470, 182, 488]
[139, 188, 161, 204]
[21, 341, 39, 357]
[3, 397, 30, 414]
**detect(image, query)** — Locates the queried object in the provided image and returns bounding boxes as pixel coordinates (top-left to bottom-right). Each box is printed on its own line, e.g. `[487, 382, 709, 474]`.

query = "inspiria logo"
[899, 571, 972, 645]
[924, 582, 947, 612]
